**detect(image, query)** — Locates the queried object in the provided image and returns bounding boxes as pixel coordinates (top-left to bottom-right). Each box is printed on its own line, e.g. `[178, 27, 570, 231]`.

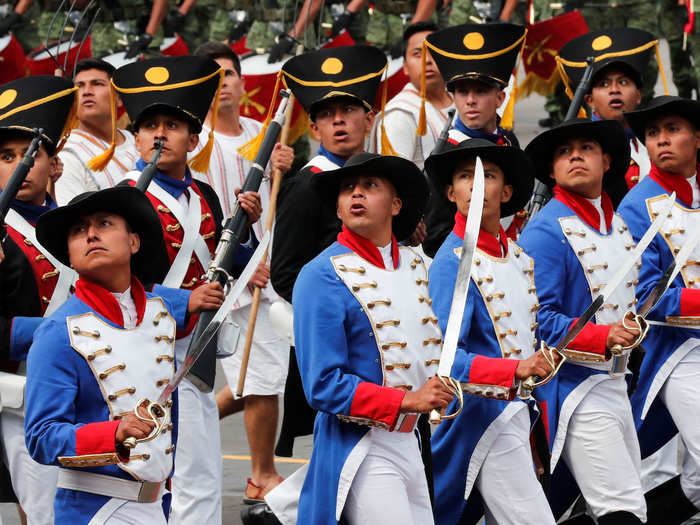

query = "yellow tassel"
[555, 58, 574, 100]
[416, 41, 427, 137]
[578, 106, 587, 118]
[654, 43, 669, 96]
[379, 67, 398, 155]
[87, 82, 117, 170]
[500, 86, 516, 130]
[189, 69, 225, 173]
[237, 71, 282, 162]
[516, 69, 561, 99]
[55, 91, 78, 154]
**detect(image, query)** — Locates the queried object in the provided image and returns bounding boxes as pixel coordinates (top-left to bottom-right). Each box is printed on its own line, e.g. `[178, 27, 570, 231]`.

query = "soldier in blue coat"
[24, 186, 224, 524]
[519, 119, 647, 524]
[426, 138, 559, 525]
[618, 96, 700, 524]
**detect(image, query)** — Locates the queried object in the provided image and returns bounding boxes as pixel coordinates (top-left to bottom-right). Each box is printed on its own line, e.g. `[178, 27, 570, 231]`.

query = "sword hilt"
[122, 398, 167, 449]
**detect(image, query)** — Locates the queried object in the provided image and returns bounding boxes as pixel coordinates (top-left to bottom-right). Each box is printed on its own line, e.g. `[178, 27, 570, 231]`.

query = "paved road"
[0, 40, 683, 525]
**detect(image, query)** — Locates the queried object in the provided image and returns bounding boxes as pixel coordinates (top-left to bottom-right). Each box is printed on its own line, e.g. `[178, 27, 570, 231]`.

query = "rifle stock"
[134, 140, 164, 192]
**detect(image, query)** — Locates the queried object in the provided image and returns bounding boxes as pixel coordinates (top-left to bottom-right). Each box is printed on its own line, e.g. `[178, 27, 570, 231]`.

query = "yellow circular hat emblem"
[0, 89, 18, 110]
[145, 66, 170, 85]
[591, 35, 612, 51]
[321, 57, 343, 75]
[463, 32, 485, 51]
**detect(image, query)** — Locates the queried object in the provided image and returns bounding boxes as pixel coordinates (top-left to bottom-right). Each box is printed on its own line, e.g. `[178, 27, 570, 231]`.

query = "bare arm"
[178, 0, 197, 16]
[411, 0, 438, 22]
[499, 0, 519, 21]
[144, 0, 168, 36]
[13, 0, 32, 15]
[290, 0, 324, 38]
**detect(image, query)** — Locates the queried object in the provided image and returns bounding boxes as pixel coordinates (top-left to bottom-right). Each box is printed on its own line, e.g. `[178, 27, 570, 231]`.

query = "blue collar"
[4, 192, 56, 225]
[591, 113, 637, 141]
[454, 117, 507, 144]
[136, 158, 193, 199]
[318, 144, 348, 168]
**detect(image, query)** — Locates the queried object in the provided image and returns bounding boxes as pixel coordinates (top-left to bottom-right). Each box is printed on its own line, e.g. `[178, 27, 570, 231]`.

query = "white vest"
[67, 299, 176, 482]
[559, 214, 639, 370]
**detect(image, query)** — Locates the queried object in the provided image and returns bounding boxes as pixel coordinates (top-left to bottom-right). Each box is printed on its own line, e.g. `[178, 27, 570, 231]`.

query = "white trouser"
[342, 429, 433, 525]
[475, 408, 556, 525]
[562, 376, 646, 520]
[89, 497, 167, 525]
[1, 411, 56, 525]
[219, 302, 289, 397]
[660, 345, 700, 508]
[169, 336, 222, 525]
[641, 435, 681, 492]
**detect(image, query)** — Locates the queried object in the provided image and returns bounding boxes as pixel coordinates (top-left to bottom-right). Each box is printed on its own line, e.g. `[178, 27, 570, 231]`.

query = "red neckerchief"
[452, 211, 508, 257]
[337, 226, 399, 269]
[75, 276, 147, 327]
[648, 162, 700, 208]
[553, 185, 613, 232]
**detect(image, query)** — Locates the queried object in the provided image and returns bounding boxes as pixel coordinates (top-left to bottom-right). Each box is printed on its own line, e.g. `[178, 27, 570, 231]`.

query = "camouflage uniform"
[658, 0, 698, 98]
[37, 0, 164, 58]
[2, 0, 42, 52]
[366, 0, 415, 49]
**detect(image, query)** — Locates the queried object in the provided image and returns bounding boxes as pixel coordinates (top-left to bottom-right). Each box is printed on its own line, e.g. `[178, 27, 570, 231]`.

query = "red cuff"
[567, 319, 609, 355]
[681, 288, 700, 316]
[75, 420, 121, 456]
[468, 355, 519, 389]
[349, 382, 406, 428]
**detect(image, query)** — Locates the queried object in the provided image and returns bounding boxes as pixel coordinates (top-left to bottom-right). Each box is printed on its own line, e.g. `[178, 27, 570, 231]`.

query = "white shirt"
[112, 286, 137, 329]
[586, 196, 607, 234]
[378, 243, 395, 271]
[56, 129, 138, 205]
[688, 173, 700, 208]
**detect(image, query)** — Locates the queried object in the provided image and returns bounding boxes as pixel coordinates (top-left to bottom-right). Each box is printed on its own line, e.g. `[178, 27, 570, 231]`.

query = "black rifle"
[186, 90, 291, 392]
[134, 140, 164, 192]
[0, 129, 44, 243]
[433, 108, 456, 156]
[523, 57, 596, 226]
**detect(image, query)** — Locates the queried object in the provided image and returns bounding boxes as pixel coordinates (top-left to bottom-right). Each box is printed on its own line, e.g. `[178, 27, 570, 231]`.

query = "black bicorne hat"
[424, 138, 535, 217]
[313, 153, 428, 241]
[557, 28, 659, 93]
[113, 55, 222, 133]
[0, 75, 77, 156]
[281, 45, 388, 118]
[36, 186, 170, 285]
[524, 118, 630, 192]
[425, 23, 526, 90]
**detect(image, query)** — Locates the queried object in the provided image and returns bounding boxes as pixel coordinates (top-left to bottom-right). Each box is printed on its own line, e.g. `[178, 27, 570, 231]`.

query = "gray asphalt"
[0, 39, 684, 525]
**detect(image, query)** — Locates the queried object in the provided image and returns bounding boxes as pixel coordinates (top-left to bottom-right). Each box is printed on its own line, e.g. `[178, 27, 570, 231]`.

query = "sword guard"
[610, 311, 648, 356]
[429, 375, 463, 424]
[122, 398, 168, 449]
[518, 341, 567, 399]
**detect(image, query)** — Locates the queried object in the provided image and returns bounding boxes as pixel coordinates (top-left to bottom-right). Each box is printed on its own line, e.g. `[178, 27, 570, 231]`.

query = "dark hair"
[402, 21, 438, 58]
[193, 41, 242, 77]
[73, 57, 116, 79]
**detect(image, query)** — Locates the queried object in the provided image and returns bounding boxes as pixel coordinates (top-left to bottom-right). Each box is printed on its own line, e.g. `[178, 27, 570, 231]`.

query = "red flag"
[519, 11, 588, 98]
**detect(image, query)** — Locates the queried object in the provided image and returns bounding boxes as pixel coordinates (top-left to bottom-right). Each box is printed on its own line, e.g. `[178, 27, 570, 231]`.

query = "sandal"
[243, 476, 285, 505]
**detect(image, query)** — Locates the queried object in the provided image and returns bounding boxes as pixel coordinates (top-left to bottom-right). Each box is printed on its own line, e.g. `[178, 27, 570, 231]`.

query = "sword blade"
[156, 231, 271, 405]
[436, 157, 485, 378]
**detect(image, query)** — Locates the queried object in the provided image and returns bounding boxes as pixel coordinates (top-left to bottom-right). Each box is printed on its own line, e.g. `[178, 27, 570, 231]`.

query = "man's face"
[447, 158, 512, 222]
[0, 138, 52, 206]
[403, 30, 444, 93]
[645, 115, 700, 174]
[336, 174, 401, 239]
[214, 57, 244, 110]
[453, 80, 505, 133]
[67, 212, 139, 283]
[309, 100, 373, 158]
[134, 113, 199, 172]
[550, 137, 610, 198]
[75, 68, 121, 124]
[584, 67, 641, 121]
